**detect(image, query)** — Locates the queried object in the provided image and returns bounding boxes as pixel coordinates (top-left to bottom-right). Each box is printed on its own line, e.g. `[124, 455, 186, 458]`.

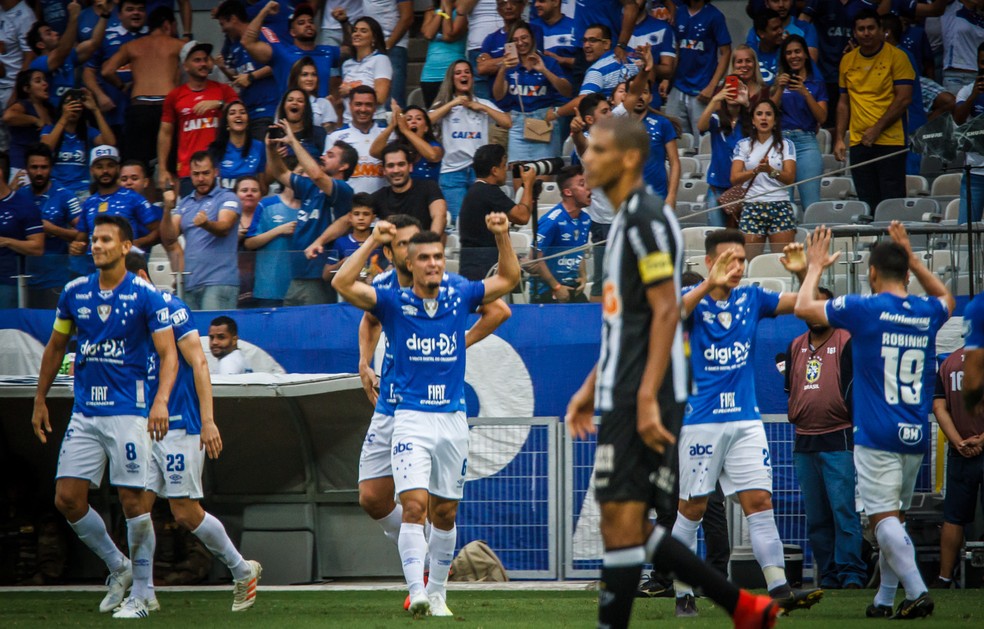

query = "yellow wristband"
[436, 10, 450, 19]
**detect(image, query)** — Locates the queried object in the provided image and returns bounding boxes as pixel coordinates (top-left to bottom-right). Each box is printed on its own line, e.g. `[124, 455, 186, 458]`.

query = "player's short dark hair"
[408, 231, 443, 251]
[386, 214, 422, 231]
[473, 144, 506, 178]
[879, 13, 903, 43]
[235, 175, 261, 191]
[331, 140, 358, 181]
[578, 92, 608, 120]
[584, 23, 612, 41]
[283, 154, 300, 171]
[681, 271, 704, 287]
[705, 228, 745, 256]
[381, 141, 411, 163]
[351, 192, 375, 210]
[0, 151, 9, 182]
[556, 165, 583, 191]
[979, 41, 984, 56]
[818, 286, 834, 300]
[120, 159, 149, 177]
[25, 143, 53, 164]
[853, 7, 880, 28]
[215, 0, 248, 22]
[124, 251, 149, 275]
[350, 84, 377, 102]
[592, 117, 650, 164]
[190, 150, 215, 168]
[869, 241, 909, 282]
[27, 21, 48, 55]
[210, 315, 238, 335]
[753, 9, 781, 33]
[94, 215, 134, 243]
[148, 6, 175, 30]
[120, 0, 147, 8]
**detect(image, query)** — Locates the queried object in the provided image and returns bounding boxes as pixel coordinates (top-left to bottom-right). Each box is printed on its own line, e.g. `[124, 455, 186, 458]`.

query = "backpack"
[449, 540, 509, 582]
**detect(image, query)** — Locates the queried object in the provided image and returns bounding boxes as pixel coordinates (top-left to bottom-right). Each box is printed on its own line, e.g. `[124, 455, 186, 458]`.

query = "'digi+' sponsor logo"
[703, 340, 750, 366]
[406, 332, 457, 357]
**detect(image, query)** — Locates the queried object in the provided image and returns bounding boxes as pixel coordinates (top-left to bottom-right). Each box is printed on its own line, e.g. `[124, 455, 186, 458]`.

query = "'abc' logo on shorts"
[898, 424, 923, 446]
[393, 441, 413, 455]
[689, 444, 714, 457]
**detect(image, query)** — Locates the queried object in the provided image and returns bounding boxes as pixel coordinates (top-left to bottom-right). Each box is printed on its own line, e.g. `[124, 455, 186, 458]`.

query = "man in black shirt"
[458, 144, 535, 280]
[369, 143, 447, 233]
[565, 116, 778, 629]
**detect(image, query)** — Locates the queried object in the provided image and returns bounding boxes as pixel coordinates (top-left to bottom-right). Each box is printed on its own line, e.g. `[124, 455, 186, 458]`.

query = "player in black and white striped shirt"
[565, 117, 777, 629]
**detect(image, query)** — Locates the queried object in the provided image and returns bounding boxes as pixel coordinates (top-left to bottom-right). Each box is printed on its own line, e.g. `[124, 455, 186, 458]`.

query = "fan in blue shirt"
[672, 0, 732, 97]
[23, 157, 82, 292]
[244, 190, 299, 304]
[963, 293, 984, 412]
[0, 186, 44, 303]
[218, 5, 280, 125]
[28, 5, 110, 109]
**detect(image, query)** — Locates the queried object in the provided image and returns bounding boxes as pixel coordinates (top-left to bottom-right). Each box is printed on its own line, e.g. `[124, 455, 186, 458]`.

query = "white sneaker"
[428, 592, 453, 617]
[112, 597, 149, 619]
[232, 560, 262, 612]
[146, 596, 160, 612]
[99, 560, 133, 613]
[408, 592, 431, 618]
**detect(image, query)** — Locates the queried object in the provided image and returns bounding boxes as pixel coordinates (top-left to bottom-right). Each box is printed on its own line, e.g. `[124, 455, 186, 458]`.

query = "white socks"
[746, 509, 787, 591]
[874, 550, 899, 607]
[426, 525, 457, 596]
[126, 513, 155, 601]
[376, 504, 404, 547]
[69, 507, 126, 573]
[192, 512, 251, 581]
[671, 512, 701, 597]
[399, 523, 428, 598]
[875, 517, 926, 600]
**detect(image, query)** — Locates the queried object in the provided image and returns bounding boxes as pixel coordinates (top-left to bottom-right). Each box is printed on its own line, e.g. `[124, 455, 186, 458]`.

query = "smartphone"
[504, 42, 518, 58]
[64, 88, 85, 103]
[724, 75, 740, 93]
[267, 125, 286, 140]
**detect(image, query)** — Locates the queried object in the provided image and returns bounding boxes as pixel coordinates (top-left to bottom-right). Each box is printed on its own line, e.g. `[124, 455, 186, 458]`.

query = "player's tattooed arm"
[465, 299, 511, 348]
[358, 313, 382, 405]
[794, 226, 840, 326]
[32, 329, 71, 444]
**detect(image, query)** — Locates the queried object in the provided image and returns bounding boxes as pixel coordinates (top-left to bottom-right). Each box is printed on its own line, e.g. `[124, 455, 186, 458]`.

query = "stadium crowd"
[0, 0, 981, 310]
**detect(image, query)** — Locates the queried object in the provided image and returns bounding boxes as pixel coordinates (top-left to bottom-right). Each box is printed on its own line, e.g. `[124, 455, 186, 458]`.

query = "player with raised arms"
[565, 116, 779, 629]
[332, 212, 520, 618]
[123, 249, 262, 614]
[353, 213, 511, 610]
[671, 228, 821, 616]
[32, 215, 177, 619]
[795, 223, 954, 619]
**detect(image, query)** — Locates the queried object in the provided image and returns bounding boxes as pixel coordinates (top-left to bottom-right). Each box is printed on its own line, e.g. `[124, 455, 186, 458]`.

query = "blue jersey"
[746, 18, 819, 53]
[706, 113, 744, 189]
[480, 26, 545, 61]
[530, 15, 577, 59]
[217, 140, 267, 190]
[371, 278, 485, 414]
[684, 285, 781, 425]
[42, 124, 101, 197]
[965, 293, 984, 350]
[29, 49, 81, 108]
[900, 25, 933, 76]
[73, 188, 161, 276]
[825, 293, 949, 454]
[500, 56, 567, 111]
[147, 293, 202, 433]
[0, 189, 43, 287]
[802, 0, 878, 82]
[642, 113, 677, 197]
[263, 28, 340, 98]
[289, 173, 354, 280]
[372, 268, 401, 417]
[245, 195, 297, 300]
[38, 0, 73, 33]
[412, 141, 443, 182]
[245, 0, 293, 42]
[25, 184, 81, 289]
[630, 14, 677, 105]
[579, 51, 640, 98]
[530, 204, 591, 297]
[673, 3, 732, 95]
[330, 233, 385, 266]
[755, 46, 780, 86]
[220, 38, 280, 120]
[574, 0, 623, 44]
[55, 272, 172, 417]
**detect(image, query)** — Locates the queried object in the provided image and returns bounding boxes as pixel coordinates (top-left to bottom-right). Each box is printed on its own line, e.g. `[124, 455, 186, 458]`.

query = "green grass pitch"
[2, 589, 984, 627]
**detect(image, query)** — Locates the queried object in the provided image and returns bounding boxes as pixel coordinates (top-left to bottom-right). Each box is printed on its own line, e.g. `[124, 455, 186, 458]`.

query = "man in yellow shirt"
[833, 8, 914, 214]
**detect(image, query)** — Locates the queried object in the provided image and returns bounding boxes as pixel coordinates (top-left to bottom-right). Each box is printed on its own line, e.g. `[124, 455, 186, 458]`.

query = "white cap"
[89, 145, 120, 166]
[180, 40, 213, 65]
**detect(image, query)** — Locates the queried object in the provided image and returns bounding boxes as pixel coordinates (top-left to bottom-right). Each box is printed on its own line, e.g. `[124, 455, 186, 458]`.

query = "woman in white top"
[428, 59, 512, 226]
[340, 17, 392, 122]
[730, 99, 797, 258]
[289, 57, 338, 132]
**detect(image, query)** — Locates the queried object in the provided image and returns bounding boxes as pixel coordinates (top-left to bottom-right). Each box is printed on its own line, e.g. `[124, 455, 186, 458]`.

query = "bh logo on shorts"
[898, 424, 923, 446]
[393, 441, 413, 455]
[689, 444, 714, 457]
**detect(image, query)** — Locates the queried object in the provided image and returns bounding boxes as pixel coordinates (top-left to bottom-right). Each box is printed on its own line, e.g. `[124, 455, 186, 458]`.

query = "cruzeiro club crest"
[97, 304, 112, 322]
[805, 358, 821, 384]
[423, 299, 438, 318]
[717, 311, 732, 329]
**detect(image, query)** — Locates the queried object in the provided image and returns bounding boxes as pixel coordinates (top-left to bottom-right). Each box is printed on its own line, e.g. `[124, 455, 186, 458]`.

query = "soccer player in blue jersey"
[333, 213, 520, 618]
[795, 223, 954, 619]
[964, 293, 984, 412]
[32, 214, 178, 619]
[672, 227, 821, 617]
[121, 251, 263, 613]
[354, 213, 510, 611]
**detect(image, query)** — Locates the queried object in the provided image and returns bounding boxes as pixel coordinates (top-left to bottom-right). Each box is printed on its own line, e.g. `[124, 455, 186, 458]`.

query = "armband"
[53, 318, 73, 335]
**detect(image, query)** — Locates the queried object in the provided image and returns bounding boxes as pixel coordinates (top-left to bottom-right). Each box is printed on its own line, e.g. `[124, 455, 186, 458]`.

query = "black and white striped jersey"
[594, 188, 688, 412]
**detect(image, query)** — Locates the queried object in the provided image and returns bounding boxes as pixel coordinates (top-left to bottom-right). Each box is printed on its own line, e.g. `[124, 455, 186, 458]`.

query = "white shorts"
[392, 410, 469, 501]
[147, 429, 205, 499]
[678, 420, 773, 499]
[854, 445, 923, 515]
[56, 413, 151, 489]
[359, 412, 395, 483]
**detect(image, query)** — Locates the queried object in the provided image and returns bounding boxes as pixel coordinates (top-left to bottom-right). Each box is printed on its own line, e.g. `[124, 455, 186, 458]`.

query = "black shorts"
[943, 448, 984, 525]
[594, 401, 683, 514]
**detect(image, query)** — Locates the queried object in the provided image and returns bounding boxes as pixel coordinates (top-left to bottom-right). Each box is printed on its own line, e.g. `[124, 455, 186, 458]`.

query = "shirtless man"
[101, 6, 184, 168]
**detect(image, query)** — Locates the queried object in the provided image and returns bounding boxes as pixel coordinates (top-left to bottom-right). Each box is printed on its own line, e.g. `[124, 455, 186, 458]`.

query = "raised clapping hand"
[805, 225, 841, 270]
[264, 0, 280, 15]
[708, 247, 742, 288]
[779, 241, 807, 275]
[887, 220, 913, 259]
[372, 220, 397, 245]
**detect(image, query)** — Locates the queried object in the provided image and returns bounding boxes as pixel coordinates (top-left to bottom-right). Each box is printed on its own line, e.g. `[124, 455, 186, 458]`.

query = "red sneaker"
[733, 590, 779, 629]
[403, 571, 429, 611]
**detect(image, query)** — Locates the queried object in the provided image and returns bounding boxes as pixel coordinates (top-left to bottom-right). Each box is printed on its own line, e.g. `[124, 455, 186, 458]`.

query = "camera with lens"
[511, 157, 565, 179]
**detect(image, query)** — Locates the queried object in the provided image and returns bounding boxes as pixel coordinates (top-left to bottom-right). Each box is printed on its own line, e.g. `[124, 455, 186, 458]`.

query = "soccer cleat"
[146, 597, 160, 612]
[733, 591, 779, 629]
[928, 577, 955, 589]
[428, 592, 453, 617]
[232, 560, 262, 611]
[408, 593, 431, 618]
[675, 594, 698, 617]
[111, 597, 149, 619]
[891, 593, 934, 620]
[866, 604, 894, 618]
[99, 560, 133, 613]
[773, 587, 823, 614]
[404, 570, 430, 610]
[637, 573, 674, 598]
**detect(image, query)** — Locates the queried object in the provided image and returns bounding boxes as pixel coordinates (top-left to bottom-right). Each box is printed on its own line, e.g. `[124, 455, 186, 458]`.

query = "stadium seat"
[148, 259, 173, 291]
[740, 277, 788, 293]
[562, 136, 574, 157]
[446, 233, 459, 257]
[930, 173, 962, 197]
[240, 505, 315, 585]
[685, 254, 707, 273]
[445, 258, 459, 274]
[696, 154, 711, 174]
[802, 200, 870, 225]
[873, 198, 940, 223]
[510, 231, 532, 256]
[682, 226, 719, 255]
[675, 202, 707, 226]
[677, 132, 695, 153]
[679, 156, 702, 179]
[945, 198, 960, 221]
[926, 195, 958, 210]
[698, 133, 712, 155]
[819, 177, 855, 200]
[906, 175, 929, 196]
[678, 179, 709, 204]
[538, 181, 562, 206]
[747, 253, 792, 281]
[816, 128, 831, 154]
[407, 88, 424, 108]
[821, 154, 845, 176]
